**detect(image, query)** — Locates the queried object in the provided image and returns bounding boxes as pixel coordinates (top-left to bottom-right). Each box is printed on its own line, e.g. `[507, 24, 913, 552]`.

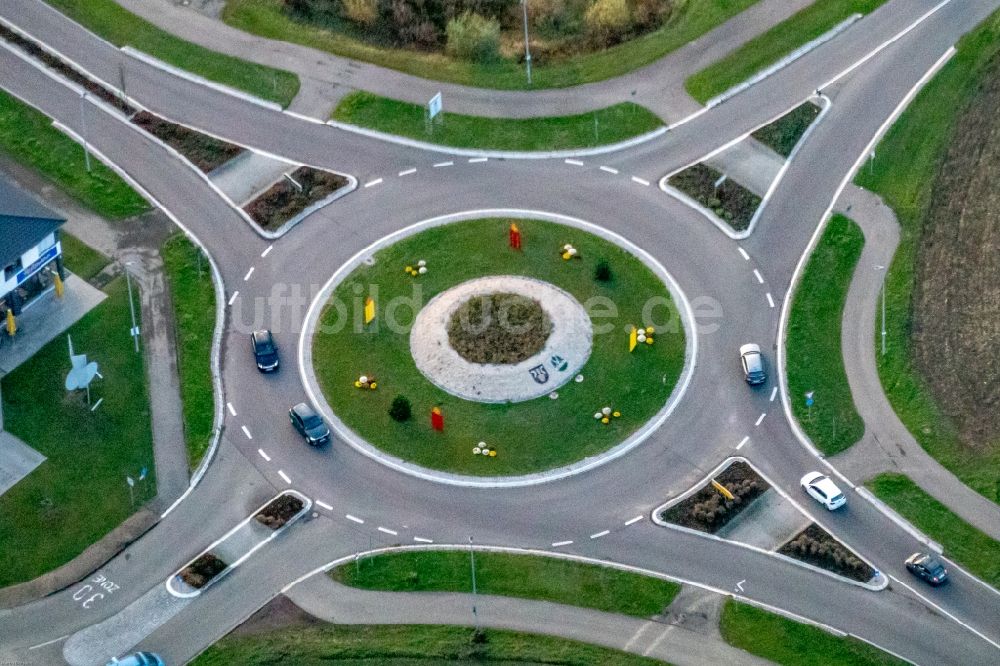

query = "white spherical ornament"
[418, 266, 427, 274]
[637, 333, 646, 343]
[417, 259, 426, 267]
[473, 447, 481, 455]
[569, 248, 578, 256]
[594, 412, 603, 419]
[563, 244, 571, 251]
[479, 441, 486, 447]
[602, 407, 612, 416]
[359, 375, 368, 384]
[482, 448, 491, 456]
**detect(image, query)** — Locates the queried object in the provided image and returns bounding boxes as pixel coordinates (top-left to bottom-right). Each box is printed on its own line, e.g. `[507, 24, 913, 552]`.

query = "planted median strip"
[332, 92, 663, 151]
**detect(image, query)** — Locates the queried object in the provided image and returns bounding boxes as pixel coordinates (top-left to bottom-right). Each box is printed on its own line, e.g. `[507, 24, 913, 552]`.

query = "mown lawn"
[786, 214, 866, 455]
[0, 278, 155, 586]
[43, 0, 299, 106]
[312, 218, 686, 476]
[192, 624, 665, 665]
[59, 232, 111, 283]
[720, 600, 905, 665]
[854, 11, 1000, 502]
[161, 234, 216, 471]
[686, 0, 891, 103]
[224, 0, 757, 90]
[333, 93, 662, 150]
[332, 551, 680, 617]
[867, 474, 1000, 588]
[0, 88, 148, 220]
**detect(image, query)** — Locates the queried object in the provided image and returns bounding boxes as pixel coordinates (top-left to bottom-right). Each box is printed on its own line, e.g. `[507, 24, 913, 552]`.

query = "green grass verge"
[0, 278, 155, 587]
[720, 600, 905, 666]
[332, 551, 680, 617]
[192, 624, 665, 665]
[786, 214, 866, 455]
[162, 234, 216, 470]
[312, 218, 686, 476]
[751, 101, 820, 157]
[686, 0, 890, 103]
[854, 12, 1000, 501]
[868, 474, 1000, 588]
[59, 232, 111, 283]
[333, 92, 662, 150]
[43, 0, 299, 107]
[0, 88, 148, 220]
[223, 0, 757, 90]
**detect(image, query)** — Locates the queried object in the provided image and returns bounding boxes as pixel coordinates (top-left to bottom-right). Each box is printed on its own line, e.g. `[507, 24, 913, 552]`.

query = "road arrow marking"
[736, 579, 745, 592]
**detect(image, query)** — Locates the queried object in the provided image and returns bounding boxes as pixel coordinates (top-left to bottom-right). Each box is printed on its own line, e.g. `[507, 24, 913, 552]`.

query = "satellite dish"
[65, 334, 99, 392]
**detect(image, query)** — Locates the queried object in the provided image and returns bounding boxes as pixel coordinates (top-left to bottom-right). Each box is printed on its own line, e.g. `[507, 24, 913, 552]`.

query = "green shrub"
[446, 11, 501, 62]
[594, 259, 612, 282]
[389, 395, 412, 422]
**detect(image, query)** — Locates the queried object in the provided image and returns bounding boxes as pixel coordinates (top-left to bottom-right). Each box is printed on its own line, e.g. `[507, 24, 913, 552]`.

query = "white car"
[800, 471, 846, 510]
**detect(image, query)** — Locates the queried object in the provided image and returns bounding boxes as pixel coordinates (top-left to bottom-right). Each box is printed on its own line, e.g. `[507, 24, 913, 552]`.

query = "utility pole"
[876, 264, 887, 355]
[79, 92, 91, 173]
[521, 0, 532, 86]
[125, 261, 140, 353]
[469, 536, 479, 630]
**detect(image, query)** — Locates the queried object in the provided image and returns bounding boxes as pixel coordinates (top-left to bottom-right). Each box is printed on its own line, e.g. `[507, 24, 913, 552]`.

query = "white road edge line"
[625, 515, 644, 526]
[890, 575, 1000, 651]
[241, 425, 252, 440]
[631, 176, 651, 186]
[346, 514, 365, 524]
[433, 161, 454, 168]
[316, 500, 333, 511]
[770, 387, 778, 402]
[398, 168, 417, 176]
[226, 402, 237, 416]
[243, 266, 254, 281]
[278, 470, 291, 484]
[755, 413, 766, 427]
[260, 244, 273, 258]
[378, 526, 398, 535]
[28, 634, 69, 650]
[766, 292, 775, 308]
[227, 291, 239, 306]
[599, 166, 619, 174]
[551, 540, 573, 547]
[736, 436, 749, 450]
[257, 448, 271, 462]
[590, 530, 610, 539]
[413, 536, 434, 543]
[738, 247, 750, 261]
[468, 157, 488, 163]
[364, 178, 383, 188]
[753, 269, 764, 284]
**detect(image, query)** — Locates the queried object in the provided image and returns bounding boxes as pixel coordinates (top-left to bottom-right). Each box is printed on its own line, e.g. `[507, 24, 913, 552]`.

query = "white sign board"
[428, 92, 443, 119]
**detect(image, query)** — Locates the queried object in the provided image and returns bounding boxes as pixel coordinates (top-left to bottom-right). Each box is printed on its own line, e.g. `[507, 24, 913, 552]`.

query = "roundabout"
[304, 214, 693, 481]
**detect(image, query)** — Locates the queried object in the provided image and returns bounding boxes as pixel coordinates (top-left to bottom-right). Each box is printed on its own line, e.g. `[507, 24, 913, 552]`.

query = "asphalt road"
[0, 0, 999, 664]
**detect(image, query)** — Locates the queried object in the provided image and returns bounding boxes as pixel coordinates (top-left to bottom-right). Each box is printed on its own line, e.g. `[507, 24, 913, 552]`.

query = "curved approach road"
[0, 0, 999, 664]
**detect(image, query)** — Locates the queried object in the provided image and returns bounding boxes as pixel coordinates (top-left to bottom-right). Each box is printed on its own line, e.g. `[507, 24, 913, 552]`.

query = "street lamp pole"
[521, 0, 532, 86]
[468, 536, 479, 630]
[79, 92, 91, 173]
[875, 264, 887, 355]
[125, 261, 139, 353]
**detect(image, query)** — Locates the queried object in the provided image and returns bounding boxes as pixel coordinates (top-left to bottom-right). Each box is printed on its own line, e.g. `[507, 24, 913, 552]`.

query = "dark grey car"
[289, 402, 331, 446]
[251, 329, 279, 372]
[905, 552, 948, 586]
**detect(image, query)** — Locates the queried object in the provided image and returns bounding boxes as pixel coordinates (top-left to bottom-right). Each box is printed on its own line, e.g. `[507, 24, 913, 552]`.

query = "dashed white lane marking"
[241, 425, 252, 439]
[414, 536, 434, 543]
[624, 623, 653, 651]
[28, 634, 68, 650]
[316, 500, 333, 511]
[565, 159, 584, 166]
[766, 292, 775, 308]
[260, 244, 273, 258]
[736, 436, 749, 450]
[599, 165, 619, 174]
[433, 161, 454, 168]
[227, 291, 239, 306]
[378, 526, 398, 535]
[755, 413, 767, 426]
[631, 176, 651, 186]
[753, 269, 764, 284]
[346, 514, 364, 524]
[243, 266, 254, 281]
[258, 448, 271, 462]
[738, 246, 750, 261]
[590, 530, 610, 539]
[398, 168, 416, 176]
[468, 157, 488, 163]
[278, 470, 291, 484]
[770, 386, 778, 402]
[364, 178, 383, 188]
[625, 515, 644, 526]
[226, 402, 237, 416]
[552, 540, 574, 547]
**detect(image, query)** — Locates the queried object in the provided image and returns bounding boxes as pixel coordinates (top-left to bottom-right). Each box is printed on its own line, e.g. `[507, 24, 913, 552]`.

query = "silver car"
[740, 343, 767, 385]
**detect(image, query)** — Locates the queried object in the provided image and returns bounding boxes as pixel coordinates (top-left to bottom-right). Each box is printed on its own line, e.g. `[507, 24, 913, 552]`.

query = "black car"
[289, 402, 331, 446]
[251, 329, 279, 372]
[905, 552, 948, 586]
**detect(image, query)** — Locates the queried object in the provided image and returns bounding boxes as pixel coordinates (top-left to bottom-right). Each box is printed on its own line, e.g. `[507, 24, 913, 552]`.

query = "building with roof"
[0, 175, 66, 316]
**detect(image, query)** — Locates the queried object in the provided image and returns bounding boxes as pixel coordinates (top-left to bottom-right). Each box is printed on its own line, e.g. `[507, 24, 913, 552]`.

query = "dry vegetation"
[660, 461, 768, 533]
[447, 293, 552, 364]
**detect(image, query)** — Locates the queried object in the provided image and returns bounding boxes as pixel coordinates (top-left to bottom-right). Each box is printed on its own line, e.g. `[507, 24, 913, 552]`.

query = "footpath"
[832, 184, 1000, 541]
